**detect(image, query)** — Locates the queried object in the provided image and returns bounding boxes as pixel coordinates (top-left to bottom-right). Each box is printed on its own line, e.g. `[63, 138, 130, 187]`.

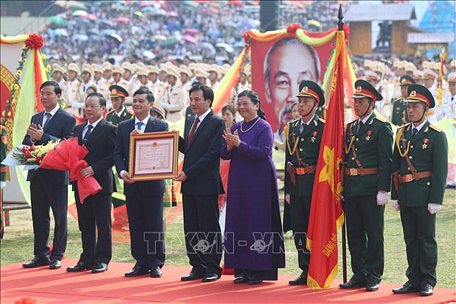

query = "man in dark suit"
[175, 84, 224, 283]
[66, 93, 116, 274]
[114, 87, 168, 278]
[22, 81, 76, 269]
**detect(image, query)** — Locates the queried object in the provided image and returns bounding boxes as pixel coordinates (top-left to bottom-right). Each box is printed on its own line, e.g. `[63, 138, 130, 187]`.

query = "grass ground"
[1, 189, 455, 288]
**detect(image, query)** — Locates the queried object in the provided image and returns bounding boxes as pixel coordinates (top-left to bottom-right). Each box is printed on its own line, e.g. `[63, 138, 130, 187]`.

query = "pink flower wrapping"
[40, 138, 101, 203]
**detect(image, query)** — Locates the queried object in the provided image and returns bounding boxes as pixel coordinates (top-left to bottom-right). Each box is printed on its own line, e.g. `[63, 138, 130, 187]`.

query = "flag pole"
[337, 4, 348, 284]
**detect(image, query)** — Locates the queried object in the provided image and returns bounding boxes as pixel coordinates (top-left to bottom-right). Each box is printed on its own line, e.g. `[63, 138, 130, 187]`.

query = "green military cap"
[296, 80, 325, 107]
[406, 84, 435, 108]
[353, 79, 383, 101]
[109, 85, 129, 98]
[399, 75, 415, 86]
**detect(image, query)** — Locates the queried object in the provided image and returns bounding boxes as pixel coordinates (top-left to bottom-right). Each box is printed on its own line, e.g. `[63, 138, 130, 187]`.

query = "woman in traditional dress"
[221, 90, 285, 285]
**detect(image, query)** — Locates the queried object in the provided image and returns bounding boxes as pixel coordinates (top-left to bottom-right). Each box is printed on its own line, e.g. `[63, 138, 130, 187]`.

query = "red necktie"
[187, 117, 200, 148]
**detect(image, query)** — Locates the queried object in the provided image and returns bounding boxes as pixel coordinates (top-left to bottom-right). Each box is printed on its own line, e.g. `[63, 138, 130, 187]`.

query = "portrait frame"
[128, 130, 178, 181]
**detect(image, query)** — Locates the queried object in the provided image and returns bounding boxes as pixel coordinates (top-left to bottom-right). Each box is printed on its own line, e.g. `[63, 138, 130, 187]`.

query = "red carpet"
[1, 260, 455, 303]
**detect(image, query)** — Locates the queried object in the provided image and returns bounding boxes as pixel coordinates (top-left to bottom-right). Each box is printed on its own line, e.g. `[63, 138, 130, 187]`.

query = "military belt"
[295, 166, 316, 175]
[344, 167, 378, 176]
[399, 171, 432, 183]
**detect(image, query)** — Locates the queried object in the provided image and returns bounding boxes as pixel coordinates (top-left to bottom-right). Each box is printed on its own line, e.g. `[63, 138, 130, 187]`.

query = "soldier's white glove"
[427, 203, 442, 214]
[391, 200, 400, 211]
[0, 181, 5, 189]
[376, 191, 388, 205]
[285, 193, 290, 205]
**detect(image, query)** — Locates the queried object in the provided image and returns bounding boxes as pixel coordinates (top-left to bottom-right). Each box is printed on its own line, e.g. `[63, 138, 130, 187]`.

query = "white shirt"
[116, 107, 126, 117]
[82, 117, 103, 139]
[411, 119, 428, 133]
[359, 111, 374, 125]
[134, 115, 150, 132]
[42, 104, 60, 126]
[194, 108, 211, 131]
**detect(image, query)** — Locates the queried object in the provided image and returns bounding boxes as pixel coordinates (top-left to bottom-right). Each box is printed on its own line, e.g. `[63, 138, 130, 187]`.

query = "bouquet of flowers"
[3, 141, 59, 170]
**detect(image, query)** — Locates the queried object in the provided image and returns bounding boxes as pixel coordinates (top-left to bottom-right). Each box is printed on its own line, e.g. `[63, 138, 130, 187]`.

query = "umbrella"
[114, 17, 130, 24]
[54, 28, 69, 36]
[139, 1, 154, 7]
[216, 43, 234, 53]
[48, 16, 66, 25]
[81, 14, 96, 21]
[101, 29, 116, 36]
[167, 11, 178, 17]
[200, 42, 216, 54]
[152, 34, 167, 41]
[134, 11, 144, 17]
[73, 34, 88, 41]
[182, 34, 197, 44]
[184, 28, 199, 35]
[143, 50, 156, 60]
[108, 33, 123, 43]
[72, 10, 88, 17]
[162, 36, 179, 46]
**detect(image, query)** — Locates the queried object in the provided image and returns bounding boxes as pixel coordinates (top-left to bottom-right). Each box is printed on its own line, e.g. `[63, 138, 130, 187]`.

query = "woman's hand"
[223, 128, 240, 150]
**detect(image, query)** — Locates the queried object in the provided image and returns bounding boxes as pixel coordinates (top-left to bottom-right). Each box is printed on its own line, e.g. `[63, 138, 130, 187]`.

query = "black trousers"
[30, 179, 68, 260]
[182, 193, 222, 275]
[125, 192, 165, 268]
[400, 206, 437, 287]
[75, 191, 112, 265]
[345, 195, 384, 284]
[290, 195, 311, 275]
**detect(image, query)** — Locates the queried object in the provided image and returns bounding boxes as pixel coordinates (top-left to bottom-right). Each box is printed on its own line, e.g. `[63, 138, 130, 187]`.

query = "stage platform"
[1, 260, 455, 303]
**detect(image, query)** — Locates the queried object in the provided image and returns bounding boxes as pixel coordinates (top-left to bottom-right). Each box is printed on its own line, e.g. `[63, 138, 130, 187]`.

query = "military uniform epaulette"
[374, 116, 387, 123]
[429, 124, 442, 132]
[398, 123, 410, 129]
[318, 117, 325, 123]
[393, 97, 402, 102]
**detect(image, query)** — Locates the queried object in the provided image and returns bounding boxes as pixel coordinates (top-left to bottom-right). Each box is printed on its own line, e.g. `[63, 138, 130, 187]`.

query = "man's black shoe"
[49, 260, 62, 270]
[392, 281, 420, 294]
[67, 261, 93, 272]
[339, 277, 366, 289]
[150, 266, 162, 278]
[419, 282, 433, 296]
[22, 257, 50, 268]
[125, 266, 149, 277]
[181, 272, 204, 281]
[92, 263, 108, 273]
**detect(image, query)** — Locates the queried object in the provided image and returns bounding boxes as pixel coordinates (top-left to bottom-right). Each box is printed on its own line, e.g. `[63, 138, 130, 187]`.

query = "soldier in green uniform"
[284, 81, 325, 286]
[340, 80, 393, 292]
[391, 75, 414, 126]
[391, 84, 448, 297]
[106, 85, 132, 126]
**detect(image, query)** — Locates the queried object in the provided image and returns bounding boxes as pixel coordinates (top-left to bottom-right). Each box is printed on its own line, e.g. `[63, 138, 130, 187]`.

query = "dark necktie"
[136, 121, 144, 131]
[83, 124, 93, 142]
[43, 112, 52, 128]
[412, 128, 418, 138]
[357, 121, 364, 133]
[299, 122, 307, 135]
[187, 117, 200, 148]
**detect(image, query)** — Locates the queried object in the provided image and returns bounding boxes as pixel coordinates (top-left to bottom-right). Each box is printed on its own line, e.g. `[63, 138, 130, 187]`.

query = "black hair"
[40, 80, 62, 95]
[189, 84, 214, 107]
[222, 104, 237, 116]
[134, 86, 155, 103]
[85, 92, 106, 107]
[237, 90, 266, 120]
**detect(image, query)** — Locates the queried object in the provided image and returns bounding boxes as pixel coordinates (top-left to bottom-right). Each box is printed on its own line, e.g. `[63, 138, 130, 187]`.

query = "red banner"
[250, 31, 334, 139]
[306, 30, 346, 289]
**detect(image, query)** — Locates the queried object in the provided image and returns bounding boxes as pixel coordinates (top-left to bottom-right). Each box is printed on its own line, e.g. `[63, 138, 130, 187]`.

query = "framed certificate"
[128, 131, 179, 181]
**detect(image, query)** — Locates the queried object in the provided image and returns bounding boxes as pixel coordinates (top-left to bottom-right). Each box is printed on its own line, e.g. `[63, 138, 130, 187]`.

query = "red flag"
[306, 30, 346, 289]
